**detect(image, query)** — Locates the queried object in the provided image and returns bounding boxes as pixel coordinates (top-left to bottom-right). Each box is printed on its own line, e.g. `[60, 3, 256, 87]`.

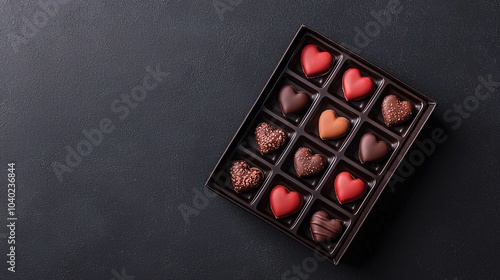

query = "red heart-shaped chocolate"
[342, 68, 374, 101]
[270, 185, 303, 218]
[300, 44, 333, 78]
[334, 172, 366, 204]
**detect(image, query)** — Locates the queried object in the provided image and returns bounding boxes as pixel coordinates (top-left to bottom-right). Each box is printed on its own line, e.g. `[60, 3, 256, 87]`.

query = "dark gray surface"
[0, 0, 499, 279]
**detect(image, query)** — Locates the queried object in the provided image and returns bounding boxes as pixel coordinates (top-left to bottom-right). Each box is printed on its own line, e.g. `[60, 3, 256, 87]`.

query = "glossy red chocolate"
[270, 185, 303, 218]
[334, 172, 366, 204]
[342, 68, 374, 101]
[300, 44, 333, 78]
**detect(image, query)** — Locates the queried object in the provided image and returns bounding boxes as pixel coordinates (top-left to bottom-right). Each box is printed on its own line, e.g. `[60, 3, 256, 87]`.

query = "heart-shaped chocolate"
[278, 85, 310, 116]
[255, 122, 287, 154]
[381, 95, 413, 126]
[318, 109, 350, 140]
[310, 211, 343, 243]
[334, 172, 366, 204]
[359, 133, 390, 164]
[300, 44, 333, 78]
[293, 147, 326, 178]
[230, 160, 262, 193]
[342, 68, 374, 101]
[270, 185, 303, 218]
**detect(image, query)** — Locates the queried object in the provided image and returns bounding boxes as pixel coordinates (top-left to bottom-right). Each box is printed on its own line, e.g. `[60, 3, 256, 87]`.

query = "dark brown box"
[206, 25, 436, 264]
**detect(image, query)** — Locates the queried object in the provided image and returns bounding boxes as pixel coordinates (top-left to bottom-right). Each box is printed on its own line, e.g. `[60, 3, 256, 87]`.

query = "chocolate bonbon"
[255, 122, 287, 154]
[359, 133, 390, 164]
[334, 172, 366, 204]
[300, 44, 333, 78]
[342, 68, 374, 101]
[310, 211, 343, 243]
[382, 94, 413, 126]
[318, 109, 350, 140]
[230, 160, 262, 193]
[293, 147, 326, 178]
[207, 26, 436, 264]
[270, 185, 303, 218]
[278, 85, 310, 116]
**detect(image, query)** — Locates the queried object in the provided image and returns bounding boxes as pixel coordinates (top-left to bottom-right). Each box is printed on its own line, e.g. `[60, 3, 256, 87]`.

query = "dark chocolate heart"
[310, 211, 343, 243]
[381, 95, 413, 126]
[359, 133, 390, 164]
[230, 161, 262, 193]
[293, 147, 326, 178]
[278, 85, 310, 116]
[255, 122, 287, 154]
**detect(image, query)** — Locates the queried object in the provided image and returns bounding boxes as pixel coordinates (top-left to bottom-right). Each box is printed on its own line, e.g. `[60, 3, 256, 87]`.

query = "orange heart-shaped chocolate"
[318, 110, 350, 140]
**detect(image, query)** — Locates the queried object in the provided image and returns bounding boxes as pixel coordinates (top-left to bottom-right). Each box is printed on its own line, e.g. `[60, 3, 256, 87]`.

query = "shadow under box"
[239, 111, 296, 165]
[368, 83, 425, 137]
[288, 35, 343, 88]
[296, 199, 352, 255]
[344, 122, 400, 175]
[319, 160, 376, 215]
[264, 73, 319, 127]
[281, 136, 336, 190]
[256, 175, 313, 229]
[328, 59, 384, 112]
[304, 96, 360, 151]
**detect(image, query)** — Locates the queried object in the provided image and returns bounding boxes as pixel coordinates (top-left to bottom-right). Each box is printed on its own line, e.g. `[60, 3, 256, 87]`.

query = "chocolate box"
[206, 25, 436, 264]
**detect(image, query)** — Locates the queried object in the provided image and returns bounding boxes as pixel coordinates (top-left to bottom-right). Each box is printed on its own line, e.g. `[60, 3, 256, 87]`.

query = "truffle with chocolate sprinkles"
[255, 122, 287, 154]
[293, 147, 326, 177]
[381, 94, 413, 126]
[230, 160, 262, 193]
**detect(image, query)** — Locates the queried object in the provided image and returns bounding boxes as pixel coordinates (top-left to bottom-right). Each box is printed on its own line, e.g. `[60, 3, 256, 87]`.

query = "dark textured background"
[0, 0, 499, 279]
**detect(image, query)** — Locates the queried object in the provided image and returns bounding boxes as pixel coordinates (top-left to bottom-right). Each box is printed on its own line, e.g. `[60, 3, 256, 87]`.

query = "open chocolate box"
[206, 25, 436, 264]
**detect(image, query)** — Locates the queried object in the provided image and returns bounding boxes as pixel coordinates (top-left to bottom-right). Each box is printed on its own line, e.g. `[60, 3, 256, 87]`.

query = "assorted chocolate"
[318, 109, 350, 140]
[230, 160, 262, 193]
[334, 172, 366, 204]
[382, 94, 414, 126]
[278, 85, 310, 116]
[359, 133, 390, 164]
[293, 147, 326, 178]
[310, 211, 343, 243]
[207, 26, 436, 264]
[270, 185, 303, 218]
[342, 68, 374, 101]
[255, 122, 287, 154]
[300, 44, 333, 78]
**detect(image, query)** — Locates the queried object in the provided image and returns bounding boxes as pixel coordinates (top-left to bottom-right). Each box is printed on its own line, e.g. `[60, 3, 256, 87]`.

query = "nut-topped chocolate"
[230, 160, 262, 193]
[293, 147, 326, 178]
[255, 122, 287, 154]
[382, 95, 413, 126]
